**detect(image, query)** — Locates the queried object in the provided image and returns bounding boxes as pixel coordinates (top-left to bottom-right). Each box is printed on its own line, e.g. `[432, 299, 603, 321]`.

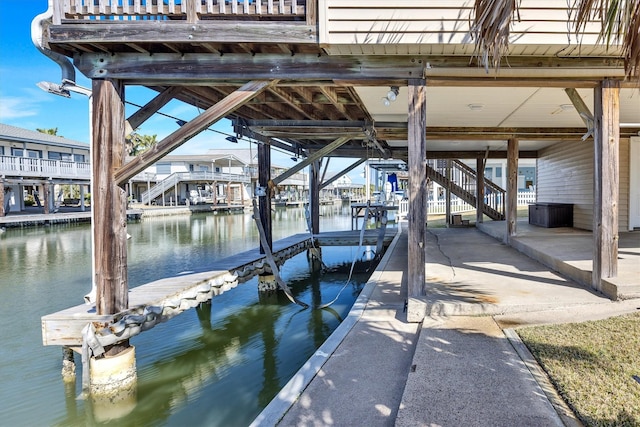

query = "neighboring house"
[128, 153, 251, 205]
[0, 123, 90, 213]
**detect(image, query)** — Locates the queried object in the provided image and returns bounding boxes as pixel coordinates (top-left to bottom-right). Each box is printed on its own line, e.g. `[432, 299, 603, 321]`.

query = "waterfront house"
[30, 0, 639, 385]
[0, 123, 90, 213]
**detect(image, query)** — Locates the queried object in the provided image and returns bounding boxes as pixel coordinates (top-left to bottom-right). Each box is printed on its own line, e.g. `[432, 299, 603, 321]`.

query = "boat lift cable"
[251, 199, 309, 308]
[317, 202, 371, 310]
[304, 206, 328, 271]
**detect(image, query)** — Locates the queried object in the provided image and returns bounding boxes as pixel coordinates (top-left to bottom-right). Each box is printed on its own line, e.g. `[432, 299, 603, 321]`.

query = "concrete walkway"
[255, 225, 640, 426]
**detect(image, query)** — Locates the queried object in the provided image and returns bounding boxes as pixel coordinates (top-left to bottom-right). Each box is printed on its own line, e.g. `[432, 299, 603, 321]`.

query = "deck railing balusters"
[54, 0, 307, 23]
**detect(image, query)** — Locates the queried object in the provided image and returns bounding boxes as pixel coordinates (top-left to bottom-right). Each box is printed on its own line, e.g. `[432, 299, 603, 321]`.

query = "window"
[12, 148, 42, 158]
[156, 162, 171, 174]
[49, 151, 73, 161]
[0, 146, 4, 155]
[495, 167, 502, 178]
[74, 154, 85, 162]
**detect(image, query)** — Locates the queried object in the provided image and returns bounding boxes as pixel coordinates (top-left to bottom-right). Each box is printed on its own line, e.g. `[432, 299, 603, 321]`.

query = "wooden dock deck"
[41, 228, 398, 349]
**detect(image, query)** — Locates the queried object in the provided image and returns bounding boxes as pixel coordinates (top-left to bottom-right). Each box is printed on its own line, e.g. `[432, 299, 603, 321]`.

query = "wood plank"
[593, 79, 620, 291]
[407, 79, 427, 298]
[115, 80, 275, 185]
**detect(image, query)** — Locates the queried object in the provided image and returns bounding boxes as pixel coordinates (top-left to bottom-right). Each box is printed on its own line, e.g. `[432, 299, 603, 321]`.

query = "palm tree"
[574, 0, 639, 79]
[471, 0, 639, 79]
[36, 127, 60, 136]
[126, 132, 158, 156]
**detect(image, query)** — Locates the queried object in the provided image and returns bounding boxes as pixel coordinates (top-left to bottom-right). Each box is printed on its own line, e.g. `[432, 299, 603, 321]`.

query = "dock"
[41, 229, 398, 349]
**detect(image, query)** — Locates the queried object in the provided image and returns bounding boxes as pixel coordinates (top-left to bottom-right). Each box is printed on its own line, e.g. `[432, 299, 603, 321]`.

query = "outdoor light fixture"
[225, 136, 238, 143]
[37, 81, 70, 98]
[36, 80, 92, 98]
[175, 119, 187, 126]
[381, 86, 400, 106]
[290, 156, 298, 162]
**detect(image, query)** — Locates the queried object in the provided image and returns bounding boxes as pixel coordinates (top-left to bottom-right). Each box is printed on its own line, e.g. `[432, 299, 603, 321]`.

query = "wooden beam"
[564, 88, 594, 129]
[126, 86, 182, 134]
[271, 136, 351, 186]
[407, 79, 427, 298]
[320, 158, 366, 190]
[593, 79, 620, 292]
[506, 138, 519, 242]
[92, 79, 129, 325]
[71, 52, 625, 83]
[115, 80, 276, 185]
[425, 150, 538, 159]
[54, 22, 317, 45]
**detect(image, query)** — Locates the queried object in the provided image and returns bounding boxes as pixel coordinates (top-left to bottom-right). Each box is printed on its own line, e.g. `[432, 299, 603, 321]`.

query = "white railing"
[397, 191, 536, 220]
[55, 0, 307, 23]
[0, 155, 90, 179]
[517, 191, 536, 206]
[141, 170, 250, 204]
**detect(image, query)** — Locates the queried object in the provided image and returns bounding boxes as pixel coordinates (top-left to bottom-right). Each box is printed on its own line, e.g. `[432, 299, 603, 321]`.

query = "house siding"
[319, 0, 613, 55]
[537, 138, 630, 232]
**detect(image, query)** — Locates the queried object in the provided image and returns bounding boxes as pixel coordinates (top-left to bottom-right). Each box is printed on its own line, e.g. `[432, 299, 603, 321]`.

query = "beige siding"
[319, 0, 620, 56]
[537, 140, 593, 230]
[537, 138, 630, 232]
[619, 138, 629, 231]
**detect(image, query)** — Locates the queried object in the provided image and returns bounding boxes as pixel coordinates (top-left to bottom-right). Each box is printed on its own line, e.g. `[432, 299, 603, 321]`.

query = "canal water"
[0, 205, 389, 426]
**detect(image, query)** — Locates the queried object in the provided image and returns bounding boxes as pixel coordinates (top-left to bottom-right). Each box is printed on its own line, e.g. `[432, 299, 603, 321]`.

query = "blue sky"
[0, 2, 363, 180]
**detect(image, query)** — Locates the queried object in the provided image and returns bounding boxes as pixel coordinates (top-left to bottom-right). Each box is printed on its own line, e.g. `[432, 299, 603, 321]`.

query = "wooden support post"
[258, 142, 272, 254]
[80, 184, 86, 212]
[310, 159, 320, 234]
[476, 158, 485, 224]
[506, 138, 519, 242]
[92, 79, 129, 357]
[43, 182, 50, 214]
[593, 79, 620, 292]
[0, 179, 5, 217]
[445, 160, 451, 227]
[407, 79, 427, 300]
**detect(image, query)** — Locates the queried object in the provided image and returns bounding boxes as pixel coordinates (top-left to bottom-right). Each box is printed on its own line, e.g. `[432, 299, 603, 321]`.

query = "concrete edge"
[503, 328, 583, 427]
[425, 301, 609, 318]
[249, 225, 405, 427]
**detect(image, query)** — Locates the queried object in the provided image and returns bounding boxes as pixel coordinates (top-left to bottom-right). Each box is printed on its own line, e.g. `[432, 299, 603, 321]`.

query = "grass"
[517, 313, 640, 427]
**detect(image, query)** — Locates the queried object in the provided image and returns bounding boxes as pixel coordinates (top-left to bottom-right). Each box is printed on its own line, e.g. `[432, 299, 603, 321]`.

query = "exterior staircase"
[140, 171, 251, 205]
[426, 159, 505, 221]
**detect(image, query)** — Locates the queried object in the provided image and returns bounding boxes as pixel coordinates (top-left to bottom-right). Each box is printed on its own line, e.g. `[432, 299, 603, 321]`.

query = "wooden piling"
[92, 78, 129, 355]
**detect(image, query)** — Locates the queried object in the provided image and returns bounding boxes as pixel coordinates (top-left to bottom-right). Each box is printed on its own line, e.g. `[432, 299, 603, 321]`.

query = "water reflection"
[1, 206, 381, 426]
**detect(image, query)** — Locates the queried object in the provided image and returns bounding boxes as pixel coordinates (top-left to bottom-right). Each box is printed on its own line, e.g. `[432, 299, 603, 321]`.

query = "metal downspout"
[31, 0, 76, 85]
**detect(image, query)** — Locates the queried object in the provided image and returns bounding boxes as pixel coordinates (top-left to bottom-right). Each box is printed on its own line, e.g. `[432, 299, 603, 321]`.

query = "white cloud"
[0, 96, 39, 119]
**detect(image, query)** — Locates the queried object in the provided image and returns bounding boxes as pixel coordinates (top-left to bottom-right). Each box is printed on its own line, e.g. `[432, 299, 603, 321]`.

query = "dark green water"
[0, 205, 385, 426]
